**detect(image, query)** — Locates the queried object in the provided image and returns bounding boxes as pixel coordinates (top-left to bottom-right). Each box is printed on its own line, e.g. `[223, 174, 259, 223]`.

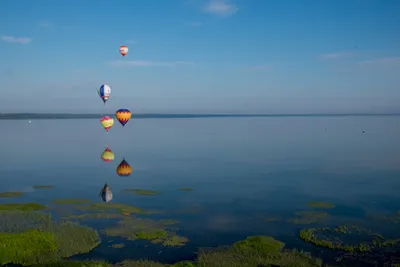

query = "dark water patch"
[328, 205, 366, 218]
[179, 188, 194, 191]
[307, 201, 335, 209]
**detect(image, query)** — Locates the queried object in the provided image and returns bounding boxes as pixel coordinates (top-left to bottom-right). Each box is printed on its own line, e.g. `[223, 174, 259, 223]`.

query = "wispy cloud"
[107, 60, 194, 67]
[359, 57, 400, 65]
[319, 51, 354, 60]
[0, 34, 32, 44]
[204, 0, 238, 16]
[186, 21, 203, 27]
[39, 21, 53, 28]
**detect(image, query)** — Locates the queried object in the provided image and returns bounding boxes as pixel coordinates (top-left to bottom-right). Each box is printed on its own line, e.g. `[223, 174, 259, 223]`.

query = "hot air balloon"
[115, 109, 131, 127]
[100, 116, 114, 132]
[101, 147, 115, 162]
[99, 183, 113, 203]
[119, 46, 128, 57]
[98, 84, 111, 104]
[116, 158, 132, 177]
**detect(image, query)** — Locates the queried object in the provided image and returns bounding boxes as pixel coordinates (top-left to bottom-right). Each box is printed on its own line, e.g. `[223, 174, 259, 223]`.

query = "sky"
[0, 0, 400, 114]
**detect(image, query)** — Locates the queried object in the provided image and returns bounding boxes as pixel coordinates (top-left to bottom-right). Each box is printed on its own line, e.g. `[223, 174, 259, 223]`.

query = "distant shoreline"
[0, 113, 399, 120]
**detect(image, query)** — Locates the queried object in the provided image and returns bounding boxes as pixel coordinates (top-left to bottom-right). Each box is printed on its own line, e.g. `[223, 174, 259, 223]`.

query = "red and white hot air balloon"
[119, 46, 128, 57]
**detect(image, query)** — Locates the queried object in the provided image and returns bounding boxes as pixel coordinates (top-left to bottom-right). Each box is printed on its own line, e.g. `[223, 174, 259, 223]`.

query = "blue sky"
[1, 0, 399, 113]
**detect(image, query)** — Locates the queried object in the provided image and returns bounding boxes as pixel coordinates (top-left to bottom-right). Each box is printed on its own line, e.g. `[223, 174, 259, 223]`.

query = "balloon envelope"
[115, 109, 131, 127]
[116, 159, 132, 177]
[101, 147, 115, 162]
[98, 84, 111, 104]
[100, 116, 114, 132]
[119, 46, 128, 57]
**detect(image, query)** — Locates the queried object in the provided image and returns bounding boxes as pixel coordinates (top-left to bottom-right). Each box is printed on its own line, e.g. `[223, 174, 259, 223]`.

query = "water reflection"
[116, 158, 132, 177]
[101, 147, 115, 162]
[99, 183, 113, 203]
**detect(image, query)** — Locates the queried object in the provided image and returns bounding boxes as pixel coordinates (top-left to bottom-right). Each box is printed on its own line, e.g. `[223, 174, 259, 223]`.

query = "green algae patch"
[307, 201, 335, 209]
[288, 211, 328, 224]
[74, 203, 158, 215]
[161, 235, 189, 247]
[0, 203, 47, 211]
[0, 210, 100, 265]
[0, 191, 24, 198]
[117, 260, 165, 267]
[121, 189, 160, 196]
[110, 243, 125, 249]
[179, 188, 194, 191]
[52, 198, 92, 205]
[64, 213, 126, 221]
[0, 230, 58, 265]
[232, 236, 284, 253]
[30, 261, 109, 267]
[104, 217, 188, 247]
[53, 222, 101, 258]
[299, 224, 400, 253]
[197, 236, 322, 267]
[33, 185, 55, 189]
[0, 211, 52, 232]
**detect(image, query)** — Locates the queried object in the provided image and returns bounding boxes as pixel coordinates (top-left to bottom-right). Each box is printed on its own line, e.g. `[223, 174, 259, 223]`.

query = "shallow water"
[1, 116, 400, 264]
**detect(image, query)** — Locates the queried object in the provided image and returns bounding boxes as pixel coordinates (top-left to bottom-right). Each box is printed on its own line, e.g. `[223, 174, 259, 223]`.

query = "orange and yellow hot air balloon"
[101, 147, 115, 162]
[115, 109, 131, 127]
[119, 46, 128, 57]
[116, 158, 132, 177]
[100, 116, 114, 132]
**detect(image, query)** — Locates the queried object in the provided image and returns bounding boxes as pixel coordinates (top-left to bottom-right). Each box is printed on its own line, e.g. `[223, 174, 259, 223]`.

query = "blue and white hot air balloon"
[99, 183, 113, 203]
[97, 84, 111, 104]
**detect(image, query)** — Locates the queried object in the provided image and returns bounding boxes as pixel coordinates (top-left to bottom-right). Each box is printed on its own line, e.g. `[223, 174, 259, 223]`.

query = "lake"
[1, 115, 400, 266]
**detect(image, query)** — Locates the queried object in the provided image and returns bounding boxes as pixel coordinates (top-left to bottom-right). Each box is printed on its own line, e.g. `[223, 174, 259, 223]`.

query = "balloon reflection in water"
[101, 147, 115, 162]
[116, 158, 132, 177]
[99, 183, 113, 203]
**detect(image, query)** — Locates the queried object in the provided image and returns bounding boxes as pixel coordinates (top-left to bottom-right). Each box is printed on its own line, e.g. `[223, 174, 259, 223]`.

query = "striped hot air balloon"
[101, 147, 115, 162]
[115, 109, 131, 127]
[98, 84, 111, 104]
[119, 46, 128, 57]
[100, 116, 114, 132]
[116, 158, 132, 177]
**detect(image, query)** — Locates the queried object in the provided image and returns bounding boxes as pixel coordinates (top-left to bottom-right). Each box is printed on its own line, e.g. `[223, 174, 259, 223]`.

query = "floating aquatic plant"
[103, 217, 187, 247]
[0, 192, 24, 198]
[0, 203, 47, 211]
[33, 185, 55, 189]
[52, 199, 91, 205]
[0, 212, 100, 265]
[288, 210, 328, 224]
[73, 203, 158, 215]
[307, 201, 335, 209]
[110, 243, 125, 249]
[179, 188, 194, 191]
[299, 224, 400, 252]
[120, 189, 160, 196]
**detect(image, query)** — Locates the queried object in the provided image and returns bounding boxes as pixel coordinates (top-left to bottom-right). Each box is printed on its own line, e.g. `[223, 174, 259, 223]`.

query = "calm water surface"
[1, 116, 400, 263]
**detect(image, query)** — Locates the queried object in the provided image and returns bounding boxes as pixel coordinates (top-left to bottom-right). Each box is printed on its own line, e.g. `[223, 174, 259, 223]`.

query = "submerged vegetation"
[299, 224, 400, 252]
[0, 191, 24, 198]
[288, 211, 328, 224]
[33, 185, 55, 189]
[74, 202, 160, 215]
[179, 188, 194, 191]
[121, 189, 160, 196]
[110, 243, 125, 249]
[103, 217, 187, 247]
[307, 201, 335, 209]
